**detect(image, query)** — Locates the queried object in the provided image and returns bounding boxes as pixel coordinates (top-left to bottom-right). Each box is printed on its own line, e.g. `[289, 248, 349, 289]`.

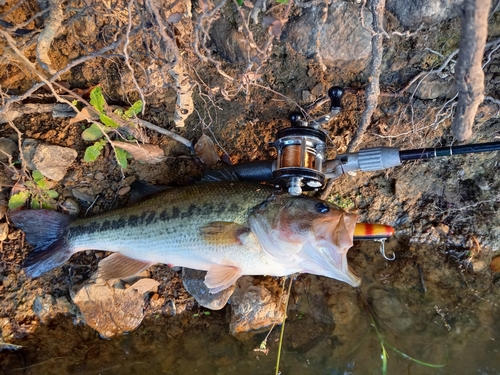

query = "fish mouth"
[307, 212, 361, 287]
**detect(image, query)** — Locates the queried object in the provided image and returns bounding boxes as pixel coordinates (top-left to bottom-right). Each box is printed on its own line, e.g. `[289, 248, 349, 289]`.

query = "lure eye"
[315, 202, 330, 213]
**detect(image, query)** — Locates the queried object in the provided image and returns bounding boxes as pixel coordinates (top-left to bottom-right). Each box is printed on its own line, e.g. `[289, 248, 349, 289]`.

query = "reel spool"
[272, 126, 327, 195]
[271, 86, 344, 196]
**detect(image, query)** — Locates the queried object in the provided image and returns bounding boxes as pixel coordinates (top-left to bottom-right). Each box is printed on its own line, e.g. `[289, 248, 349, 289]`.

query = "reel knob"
[328, 86, 344, 112]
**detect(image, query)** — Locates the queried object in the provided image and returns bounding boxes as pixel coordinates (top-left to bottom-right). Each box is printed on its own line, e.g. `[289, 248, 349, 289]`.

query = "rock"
[72, 279, 145, 338]
[130, 278, 160, 294]
[62, 198, 80, 216]
[369, 288, 412, 332]
[182, 268, 235, 310]
[33, 295, 75, 323]
[229, 276, 285, 338]
[32, 143, 77, 181]
[284, 2, 372, 70]
[0, 138, 17, 162]
[414, 75, 455, 100]
[209, 22, 249, 63]
[386, 0, 462, 28]
[21, 138, 40, 170]
[72, 188, 95, 204]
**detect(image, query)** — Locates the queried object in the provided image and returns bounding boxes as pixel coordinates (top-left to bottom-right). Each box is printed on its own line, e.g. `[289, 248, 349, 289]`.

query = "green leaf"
[115, 147, 129, 169]
[72, 99, 78, 106]
[36, 178, 49, 190]
[82, 123, 105, 141]
[41, 201, 54, 209]
[32, 170, 44, 182]
[46, 190, 59, 199]
[114, 107, 124, 117]
[8, 191, 30, 209]
[275, 0, 288, 3]
[31, 199, 42, 209]
[84, 140, 107, 162]
[235, 0, 244, 5]
[100, 113, 119, 128]
[124, 100, 143, 118]
[90, 87, 106, 114]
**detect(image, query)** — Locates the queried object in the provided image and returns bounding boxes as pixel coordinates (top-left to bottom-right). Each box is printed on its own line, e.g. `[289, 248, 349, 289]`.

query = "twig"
[451, 0, 491, 141]
[275, 276, 293, 375]
[124, 0, 146, 115]
[136, 119, 194, 151]
[347, 0, 386, 152]
[0, 27, 141, 116]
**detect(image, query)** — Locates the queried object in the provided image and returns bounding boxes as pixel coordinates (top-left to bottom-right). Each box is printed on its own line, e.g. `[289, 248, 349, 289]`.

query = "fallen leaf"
[0, 222, 8, 241]
[69, 106, 99, 125]
[269, 19, 283, 38]
[199, 0, 213, 12]
[194, 134, 219, 166]
[490, 256, 500, 273]
[167, 12, 183, 23]
[130, 278, 160, 294]
[110, 141, 166, 164]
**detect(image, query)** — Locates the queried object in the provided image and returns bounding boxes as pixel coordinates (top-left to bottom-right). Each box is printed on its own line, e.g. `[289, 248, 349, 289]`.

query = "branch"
[451, 0, 491, 141]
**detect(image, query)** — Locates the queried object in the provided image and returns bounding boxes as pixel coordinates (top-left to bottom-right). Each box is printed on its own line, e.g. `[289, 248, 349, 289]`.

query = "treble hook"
[376, 238, 395, 261]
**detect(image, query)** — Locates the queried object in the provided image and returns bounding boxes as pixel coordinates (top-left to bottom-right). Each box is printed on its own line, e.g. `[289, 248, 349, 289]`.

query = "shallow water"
[1, 241, 500, 375]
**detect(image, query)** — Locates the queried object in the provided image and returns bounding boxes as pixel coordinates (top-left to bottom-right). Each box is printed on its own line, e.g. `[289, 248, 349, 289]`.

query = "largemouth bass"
[9, 182, 361, 292]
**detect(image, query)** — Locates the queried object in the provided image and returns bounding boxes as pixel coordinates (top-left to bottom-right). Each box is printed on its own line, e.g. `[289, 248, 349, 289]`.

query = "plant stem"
[275, 276, 293, 375]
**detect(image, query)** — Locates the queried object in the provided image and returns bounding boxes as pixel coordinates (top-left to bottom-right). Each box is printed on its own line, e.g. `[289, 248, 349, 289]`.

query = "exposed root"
[36, 0, 64, 74]
[451, 0, 491, 141]
[347, 0, 385, 152]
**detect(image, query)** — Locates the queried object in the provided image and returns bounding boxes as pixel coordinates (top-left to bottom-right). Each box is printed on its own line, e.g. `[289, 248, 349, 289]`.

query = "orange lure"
[353, 223, 394, 240]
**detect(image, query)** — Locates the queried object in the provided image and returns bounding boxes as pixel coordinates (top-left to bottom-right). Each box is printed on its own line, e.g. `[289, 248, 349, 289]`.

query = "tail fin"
[8, 209, 73, 277]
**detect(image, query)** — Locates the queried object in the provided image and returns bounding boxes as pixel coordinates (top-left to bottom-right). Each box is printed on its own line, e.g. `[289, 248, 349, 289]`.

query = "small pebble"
[118, 186, 131, 196]
[62, 198, 80, 216]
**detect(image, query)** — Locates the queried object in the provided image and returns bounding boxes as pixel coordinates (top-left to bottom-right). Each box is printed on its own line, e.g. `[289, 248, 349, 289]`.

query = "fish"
[8, 182, 361, 293]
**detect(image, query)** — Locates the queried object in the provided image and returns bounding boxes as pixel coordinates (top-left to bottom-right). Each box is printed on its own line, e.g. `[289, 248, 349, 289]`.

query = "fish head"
[250, 193, 361, 287]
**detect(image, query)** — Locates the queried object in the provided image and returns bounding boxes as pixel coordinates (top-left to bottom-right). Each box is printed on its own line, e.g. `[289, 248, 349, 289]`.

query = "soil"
[1, 0, 500, 374]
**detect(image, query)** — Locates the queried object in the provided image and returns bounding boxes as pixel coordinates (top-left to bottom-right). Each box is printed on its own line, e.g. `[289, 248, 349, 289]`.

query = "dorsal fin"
[128, 181, 171, 205]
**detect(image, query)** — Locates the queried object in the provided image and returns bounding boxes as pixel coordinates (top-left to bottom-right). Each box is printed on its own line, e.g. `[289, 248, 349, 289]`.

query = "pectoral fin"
[204, 264, 242, 294]
[200, 222, 250, 246]
[98, 253, 153, 279]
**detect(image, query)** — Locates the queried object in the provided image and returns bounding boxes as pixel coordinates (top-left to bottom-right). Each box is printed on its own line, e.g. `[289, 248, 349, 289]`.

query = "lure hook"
[376, 239, 395, 261]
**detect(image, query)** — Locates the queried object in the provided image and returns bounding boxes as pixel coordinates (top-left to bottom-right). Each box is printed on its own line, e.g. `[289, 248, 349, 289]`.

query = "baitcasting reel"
[270, 87, 344, 195]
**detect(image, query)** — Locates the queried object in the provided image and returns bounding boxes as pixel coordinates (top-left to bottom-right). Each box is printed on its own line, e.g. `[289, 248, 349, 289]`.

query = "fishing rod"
[203, 86, 500, 247]
[205, 86, 500, 196]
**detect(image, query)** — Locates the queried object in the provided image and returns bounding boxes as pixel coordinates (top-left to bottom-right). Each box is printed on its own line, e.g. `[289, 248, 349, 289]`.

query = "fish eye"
[315, 202, 330, 213]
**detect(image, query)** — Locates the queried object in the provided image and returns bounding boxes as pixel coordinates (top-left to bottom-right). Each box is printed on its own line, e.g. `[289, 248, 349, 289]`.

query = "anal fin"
[98, 253, 153, 279]
[205, 264, 241, 294]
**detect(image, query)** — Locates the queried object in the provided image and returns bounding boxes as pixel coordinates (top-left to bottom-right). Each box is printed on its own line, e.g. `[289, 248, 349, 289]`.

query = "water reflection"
[1, 242, 500, 374]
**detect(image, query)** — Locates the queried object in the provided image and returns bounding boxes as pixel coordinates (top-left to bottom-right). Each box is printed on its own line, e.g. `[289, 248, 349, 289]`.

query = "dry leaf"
[262, 16, 278, 26]
[199, 0, 213, 12]
[490, 256, 500, 273]
[243, 0, 254, 8]
[130, 278, 160, 294]
[110, 141, 166, 164]
[167, 12, 183, 23]
[69, 106, 98, 125]
[194, 134, 219, 166]
[269, 20, 283, 38]
[0, 223, 8, 242]
[242, 72, 262, 85]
